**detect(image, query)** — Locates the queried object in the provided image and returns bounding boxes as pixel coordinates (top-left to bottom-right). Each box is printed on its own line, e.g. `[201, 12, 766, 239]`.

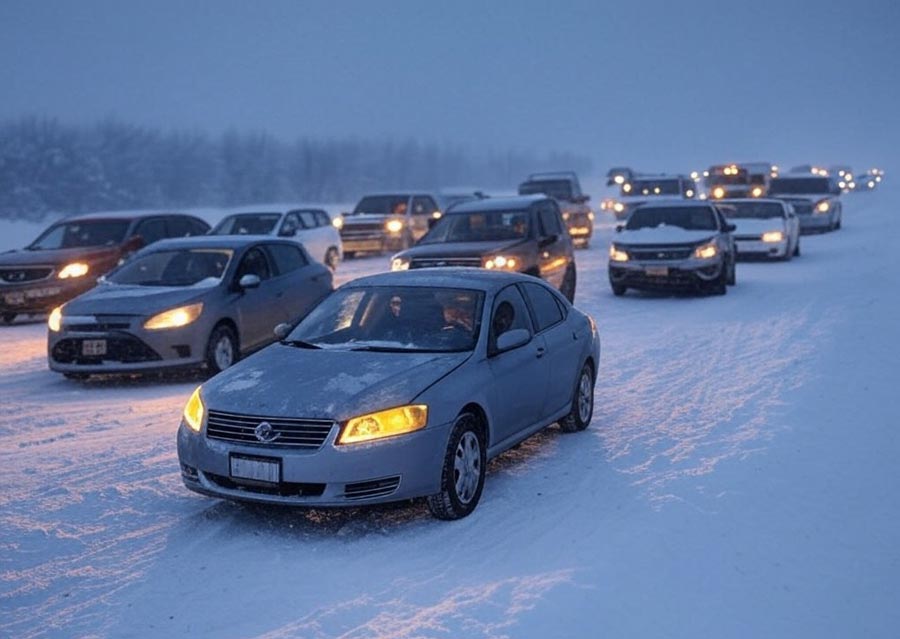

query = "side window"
[538, 204, 563, 236]
[281, 213, 300, 236]
[167, 216, 193, 238]
[412, 196, 438, 217]
[267, 243, 308, 275]
[190, 218, 210, 235]
[521, 282, 564, 332]
[313, 210, 330, 227]
[134, 218, 168, 245]
[489, 285, 532, 352]
[298, 211, 317, 229]
[235, 247, 272, 281]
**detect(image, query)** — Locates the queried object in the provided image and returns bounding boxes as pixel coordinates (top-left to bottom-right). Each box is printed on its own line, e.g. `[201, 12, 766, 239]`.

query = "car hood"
[202, 345, 471, 422]
[616, 227, 716, 246]
[63, 283, 213, 316]
[397, 239, 526, 259]
[730, 218, 786, 234]
[0, 246, 120, 268]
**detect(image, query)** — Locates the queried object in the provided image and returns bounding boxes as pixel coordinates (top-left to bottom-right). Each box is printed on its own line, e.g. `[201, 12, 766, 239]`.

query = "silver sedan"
[177, 269, 601, 519]
[48, 236, 333, 378]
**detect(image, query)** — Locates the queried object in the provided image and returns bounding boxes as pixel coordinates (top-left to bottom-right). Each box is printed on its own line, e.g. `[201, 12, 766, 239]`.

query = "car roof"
[145, 235, 292, 251]
[344, 268, 540, 293]
[445, 194, 547, 214]
[62, 210, 197, 222]
[357, 191, 436, 198]
[719, 198, 785, 204]
[635, 200, 715, 209]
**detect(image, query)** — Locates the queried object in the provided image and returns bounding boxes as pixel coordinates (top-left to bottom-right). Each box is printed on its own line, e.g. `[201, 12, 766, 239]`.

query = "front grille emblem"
[254, 421, 279, 443]
[7, 271, 26, 282]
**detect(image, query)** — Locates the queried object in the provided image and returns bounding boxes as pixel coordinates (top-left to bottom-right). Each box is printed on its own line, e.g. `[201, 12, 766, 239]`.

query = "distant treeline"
[0, 117, 592, 221]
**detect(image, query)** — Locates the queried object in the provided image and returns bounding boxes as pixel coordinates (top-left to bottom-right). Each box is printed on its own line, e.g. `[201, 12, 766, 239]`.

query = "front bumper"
[798, 214, 833, 233]
[177, 417, 452, 506]
[735, 239, 788, 259]
[0, 278, 95, 315]
[340, 233, 407, 254]
[608, 257, 724, 290]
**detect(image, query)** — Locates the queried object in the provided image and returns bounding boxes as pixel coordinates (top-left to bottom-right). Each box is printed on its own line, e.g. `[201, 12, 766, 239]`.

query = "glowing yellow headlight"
[587, 211, 595, 221]
[391, 258, 409, 271]
[48, 306, 63, 332]
[432, 211, 442, 219]
[762, 231, 785, 243]
[485, 255, 517, 270]
[613, 202, 625, 213]
[144, 303, 203, 330]
[751, 186, 764, 198]
[338, 405, 428, 445]
[609, 245, 629, 262]
[685, 189, 695, 198]
[332, 217, 344, 230]
[712, 187, 726, 199]
[690, 171, 699, 180]
[614, 175, 625, 184]
[58, 262, 89, 279]
[694, 243, 718, 259]
[562, 212, 570, 220]
[183, 387, 204, 433]
[386, 219, 404, 233]
[622, 183, 632, 193]
[816, 201, 830, 213]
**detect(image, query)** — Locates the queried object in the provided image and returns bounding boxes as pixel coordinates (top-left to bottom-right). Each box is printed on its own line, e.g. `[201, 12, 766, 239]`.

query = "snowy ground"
[1, 188, 898, 638]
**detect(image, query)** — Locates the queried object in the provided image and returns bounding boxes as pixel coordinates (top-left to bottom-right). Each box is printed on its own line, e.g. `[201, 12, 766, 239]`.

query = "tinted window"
[412, 196, 439, 216]
[268, 244, 307, 275]
[519, 179, 574, 201]
[313, 210, 330, 227]
[213, 213, 281, 235]
[769, 177, 832, 194]
[167, 216, 194, 237]
[135, 218, 168, 245]
[110, 249, 232, 287]
[190, 218, 211, 235]
[626, 179, 682, 196]
[352, 196, 409, 216]
[421, 209, 531, 243]
[626, 206, 718, 231]
[539, 205, 563, 236]
[235, 247, 271, 280]
[280, 213, 300, 236]
[489, 285, 532, 352]
[521, 282, 564, 332]
[29, 220, 131, 250]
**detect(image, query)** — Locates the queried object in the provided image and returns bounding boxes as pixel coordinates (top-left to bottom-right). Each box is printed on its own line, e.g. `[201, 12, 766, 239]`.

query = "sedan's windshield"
[518, 180, 574, 201]
[626, 206, 718, 231]
[288, 286, 484, 352]
[29, 220, 131, 250]
[351, 196, 409, 216]
[769, 178, 832, 194]
[211, 214, 281, 235]
[421, 210, 531, 243]
[722, 202, 784, 219]
[109, 249, 233, 287]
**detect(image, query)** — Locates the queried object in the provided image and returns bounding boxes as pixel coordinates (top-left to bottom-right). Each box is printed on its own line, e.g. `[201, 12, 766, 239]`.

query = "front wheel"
[794, 241, 801, 257]
[427, 413, 486, 520]
[205, 324, 239, 375]
[727, 256, 736, 286]
[710, 267, 728, 296]
[559, 363, 594, 432]
[610, 282, 627, 297]
[560, 264, 577, 303]
[1, 313, 16, 325]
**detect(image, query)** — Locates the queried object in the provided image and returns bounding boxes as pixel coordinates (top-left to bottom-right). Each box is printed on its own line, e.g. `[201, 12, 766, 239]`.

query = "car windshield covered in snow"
[625, 178, 682, 196]
[29, 220, 131, 250]
[287, 286, 484, 352]
[518, 179, 574, 200]
[351, 196, 409, 216]
[769, 177, 832, 194]
[722, 202, 785, 219]
[211, 214, 281, 235]
[626, 206, 718, 231]
[420, 210, 531, 243]
[109, 249, 233, 287]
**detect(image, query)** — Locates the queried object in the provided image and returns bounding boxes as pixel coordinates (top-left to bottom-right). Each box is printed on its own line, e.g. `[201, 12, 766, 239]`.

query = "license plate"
[230, 454, 281, 483]
[27, 286, 61, 299]
[82, 339, 107, 356]
[645, 266, 669, 277]
[4, 292, 25, 305]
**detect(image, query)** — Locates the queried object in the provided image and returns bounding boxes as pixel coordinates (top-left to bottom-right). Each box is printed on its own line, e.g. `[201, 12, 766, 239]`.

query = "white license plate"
[230, 455, 281, 483]
[645, 266, 669, 277]
[82, 339, 107, 356]
[4, 292, 25, 305]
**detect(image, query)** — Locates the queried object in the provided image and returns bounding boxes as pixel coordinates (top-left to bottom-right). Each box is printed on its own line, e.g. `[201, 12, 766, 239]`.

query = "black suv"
[390, 195, 577, 302]
[518, 172, 593, 248]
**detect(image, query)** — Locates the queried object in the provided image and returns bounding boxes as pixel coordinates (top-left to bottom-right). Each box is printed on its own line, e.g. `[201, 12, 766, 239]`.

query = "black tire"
[710, 267, 728, 296]
[63, 372, 90, 380]
[560, 264, 577, 303]
[835, 218, 842, 230]
[1, 313, 16, 325]
[427, 412, 487, 520]
[559, 363, 594, 433]
[324, 247, 340, 271]
[727, 256, 736, 286]
[610, 282, 627, 297]
[205, 323, 239, 375]
[794, 241, 801, 257]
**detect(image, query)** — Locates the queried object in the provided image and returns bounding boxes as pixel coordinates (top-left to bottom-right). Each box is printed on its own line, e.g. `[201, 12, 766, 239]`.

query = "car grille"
[344, 476, 401, 500]
[341, 223, 386, 239]
[0, 267, 53, 284]
[627, 246, 694, 260]
[409, 257, 482, 269]
[51, 336, 161, 364]
[205, 409, 334, 449]
[734, 234, 762, 242]
[66, 315, 133, 332]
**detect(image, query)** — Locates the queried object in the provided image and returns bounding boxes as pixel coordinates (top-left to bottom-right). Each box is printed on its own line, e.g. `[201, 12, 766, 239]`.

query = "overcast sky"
[1, 0, 897, 173]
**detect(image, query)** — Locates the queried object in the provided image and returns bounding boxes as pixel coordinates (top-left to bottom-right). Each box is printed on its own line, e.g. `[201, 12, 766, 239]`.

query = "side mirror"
[274, 323, 291, 340]
[279, 227, 297, 238]
[539, 234, 558, 247]
[578, 194, 591, 203]
[615, 224, 624, 233]
[238, 274, 261, 290]
[724, 223, 737, 233]
[495, 328, 531, 353]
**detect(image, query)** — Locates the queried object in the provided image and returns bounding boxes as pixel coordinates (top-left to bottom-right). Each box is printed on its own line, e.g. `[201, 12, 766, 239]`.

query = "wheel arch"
[459, 402, 490, 445]
[211, 317, 240, 353]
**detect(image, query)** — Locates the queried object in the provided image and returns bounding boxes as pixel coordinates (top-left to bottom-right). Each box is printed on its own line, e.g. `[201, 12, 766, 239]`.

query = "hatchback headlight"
[751, 186, 764, 198]
[58, 262, 89, 279]
[385, 219, 404, 233]
[332, 217, 344, 230]
[48, 306, 63, 332]
[816, 201, 830, 213]
[694, 243, 718, 259]
[338, 405, 428, 445]
[391, 257, 410, 271]
[183, 387, 204, 433]
[609, 245, 629, 262]
[762, 231, 785, 243]
[144, 303, 203, 330]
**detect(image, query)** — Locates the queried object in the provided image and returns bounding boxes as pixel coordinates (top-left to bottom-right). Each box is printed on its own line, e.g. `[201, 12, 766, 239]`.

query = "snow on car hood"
[63, 283, 213, 316]
[202, 345, 471, 422]
[617, 226, 716, 245]
[730, 218, 786, 235]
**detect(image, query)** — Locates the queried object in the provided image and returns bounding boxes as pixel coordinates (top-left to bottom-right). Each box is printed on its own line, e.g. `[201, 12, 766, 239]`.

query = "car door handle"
[535, 346, 545, 358]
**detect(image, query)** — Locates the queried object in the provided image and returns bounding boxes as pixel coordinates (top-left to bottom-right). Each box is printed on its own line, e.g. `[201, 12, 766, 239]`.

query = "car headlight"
[622, 183, 632, 193]
[587, 211, 595, 221]
[391, 257, 410, 271]
[484, 255, 518, 270]
[332, 216, 344, 230]
[57, 262, 89, 279]
[816, 201, 830, 213]
[868, 181, 876, 189]
[144, 303, 203, 330]
[337, 405, 428, 445]
[609, 245, 629, 262]
[751, 186, 764, 198]
[386, 219, 404, 233]
[613, 202, 625, 213]
[712, 187, 726, 199]
[183, 386, 204, 433]
[694, 242, 718, 259]
[685, 189, 695, 198]
[48, 306, 63, 332]
[614, 175, 625, 184]
[762, 231, 785, 243]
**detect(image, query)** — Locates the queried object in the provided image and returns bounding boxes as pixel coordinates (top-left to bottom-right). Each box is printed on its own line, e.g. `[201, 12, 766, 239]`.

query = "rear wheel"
[559, 363, 594, 432]
[1, 313, 16, 325]
[427, 412, 486, 520]
[610, 282, 627, 297]
[205, 324, 239, 375]
[560, 265, 577, 303]
[794, 241, 801, 257]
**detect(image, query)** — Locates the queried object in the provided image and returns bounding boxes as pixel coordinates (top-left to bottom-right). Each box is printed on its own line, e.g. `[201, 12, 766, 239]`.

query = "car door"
[231, 245, 284, 351]
[264, 242, 332, 322]
[485, 284, 549, 448]
[298, 210, 328, 263]
[536, 202, 569, 288]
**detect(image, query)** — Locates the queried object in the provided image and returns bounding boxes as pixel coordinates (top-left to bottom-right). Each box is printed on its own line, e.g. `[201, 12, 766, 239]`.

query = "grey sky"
[1, 0, 897, 173]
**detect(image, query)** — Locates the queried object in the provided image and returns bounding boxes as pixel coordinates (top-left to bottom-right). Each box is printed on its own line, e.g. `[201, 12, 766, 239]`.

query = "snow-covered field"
[1, 188, 898, 638]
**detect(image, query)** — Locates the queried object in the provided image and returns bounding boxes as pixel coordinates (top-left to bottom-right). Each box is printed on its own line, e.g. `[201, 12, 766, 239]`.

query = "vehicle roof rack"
[525, 171, 579, 181]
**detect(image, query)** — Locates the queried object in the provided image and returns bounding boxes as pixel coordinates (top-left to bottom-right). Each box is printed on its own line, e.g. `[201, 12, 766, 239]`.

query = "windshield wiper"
[281, 339, 322, 349]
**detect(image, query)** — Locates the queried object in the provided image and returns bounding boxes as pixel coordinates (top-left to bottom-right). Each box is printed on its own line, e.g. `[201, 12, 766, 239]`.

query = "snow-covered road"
[2, 190, 898, 638]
